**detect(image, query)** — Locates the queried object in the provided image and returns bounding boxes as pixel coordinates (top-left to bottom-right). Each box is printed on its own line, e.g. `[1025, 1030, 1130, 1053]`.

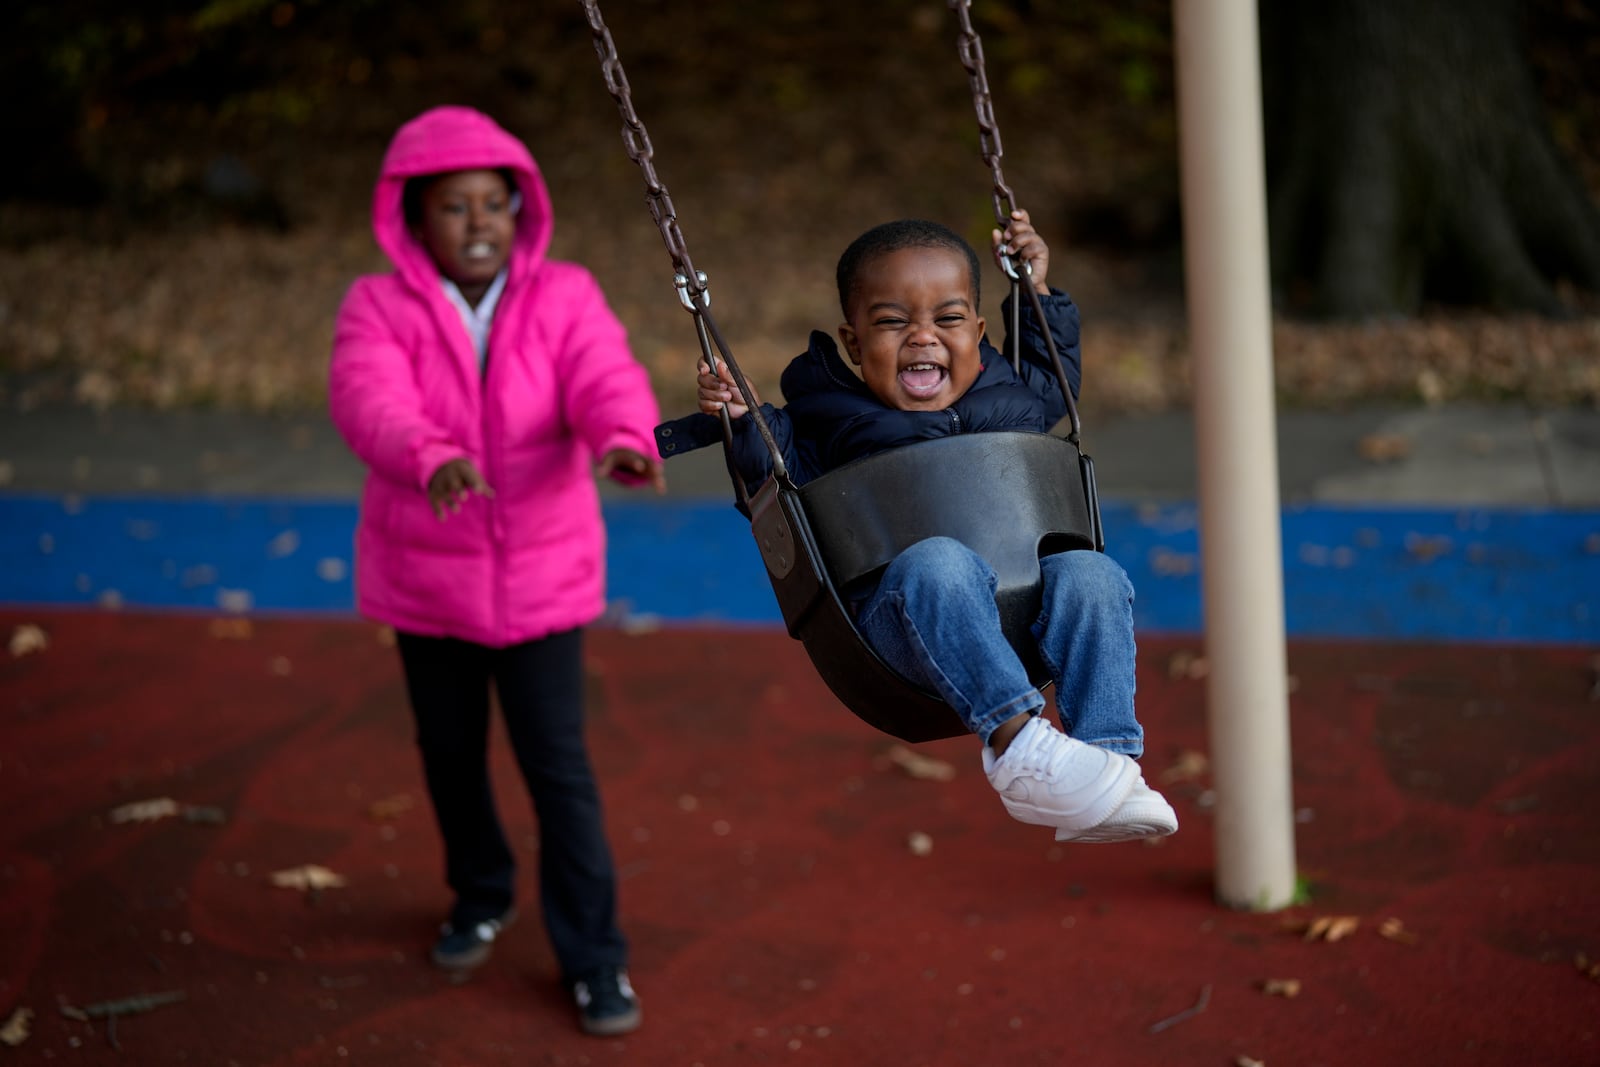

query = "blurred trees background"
[1262, 0, 1600, 317]
[1, 0, 1597, 414]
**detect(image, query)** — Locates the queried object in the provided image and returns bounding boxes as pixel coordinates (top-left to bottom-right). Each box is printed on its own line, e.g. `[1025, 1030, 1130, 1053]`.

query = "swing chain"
[949, 0, 1019, 236]
[580, 0, 792, 489]
[582, 0, 706, 309]
[948, 0, 1082, 442]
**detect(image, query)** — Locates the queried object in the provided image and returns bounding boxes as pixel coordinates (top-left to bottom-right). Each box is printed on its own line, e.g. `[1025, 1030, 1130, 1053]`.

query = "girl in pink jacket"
[329, 106, 659, 1037]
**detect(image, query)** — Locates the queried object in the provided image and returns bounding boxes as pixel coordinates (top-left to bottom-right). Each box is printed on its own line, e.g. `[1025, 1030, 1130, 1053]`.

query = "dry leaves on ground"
[108, 797, 226, 825]
[883, 745, 957, 782]
[0, 1008, 33, 1047]
[1302, 915, 1361, 943]
[109, 798, 180, 823]
[208, 617, 254, 639]
[367, 794, 414, 820]
[1358, 433, 1412, 462]
[1161, 750, 1210, 784]
[270, 864, 347, 891]
[9, 624, 48, 657]
[1166, 649, 1208, 679]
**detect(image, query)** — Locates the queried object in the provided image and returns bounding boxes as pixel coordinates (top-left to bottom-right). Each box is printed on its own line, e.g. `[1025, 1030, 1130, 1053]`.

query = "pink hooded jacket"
[329, 106, 661, 647]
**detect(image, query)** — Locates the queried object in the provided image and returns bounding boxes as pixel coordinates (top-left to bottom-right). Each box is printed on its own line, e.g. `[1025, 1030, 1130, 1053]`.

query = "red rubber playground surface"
[3, 609, 1598, 1066]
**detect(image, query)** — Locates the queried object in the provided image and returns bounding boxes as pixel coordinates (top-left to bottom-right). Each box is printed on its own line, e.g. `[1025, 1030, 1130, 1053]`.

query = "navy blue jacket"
[655, 289, 1082, 498]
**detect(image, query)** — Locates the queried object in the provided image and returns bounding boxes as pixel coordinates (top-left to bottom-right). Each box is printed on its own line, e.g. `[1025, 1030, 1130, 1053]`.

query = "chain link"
[948, 0, 1081, 439]
[949, 0, 1018, 230]
[580, 0, 791, 482]
[582, 0, 706, 308]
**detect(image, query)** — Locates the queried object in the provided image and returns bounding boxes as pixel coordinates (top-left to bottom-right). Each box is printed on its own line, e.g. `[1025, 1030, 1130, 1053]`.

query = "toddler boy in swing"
[677, 212, 1176, 843]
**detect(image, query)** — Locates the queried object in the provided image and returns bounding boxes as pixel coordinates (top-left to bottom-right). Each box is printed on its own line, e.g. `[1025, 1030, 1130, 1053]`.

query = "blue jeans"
[854, 537, 1144, 754]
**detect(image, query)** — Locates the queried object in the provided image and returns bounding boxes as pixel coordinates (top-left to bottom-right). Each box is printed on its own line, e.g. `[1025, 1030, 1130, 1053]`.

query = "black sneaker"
[572, 967, 642, 1036]
[430, 909, 515, 971]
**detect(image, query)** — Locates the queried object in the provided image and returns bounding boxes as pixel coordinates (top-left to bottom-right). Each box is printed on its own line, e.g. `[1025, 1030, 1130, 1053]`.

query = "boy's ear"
[837, 323, 862, 366]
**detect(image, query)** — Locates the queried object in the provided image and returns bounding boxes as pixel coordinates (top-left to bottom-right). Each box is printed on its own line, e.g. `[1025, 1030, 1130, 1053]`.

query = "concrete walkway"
[2, 403, 1597, 506]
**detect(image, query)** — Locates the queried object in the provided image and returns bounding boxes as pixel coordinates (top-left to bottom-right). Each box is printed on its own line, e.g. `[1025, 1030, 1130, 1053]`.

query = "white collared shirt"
[440, 269, 508, 369]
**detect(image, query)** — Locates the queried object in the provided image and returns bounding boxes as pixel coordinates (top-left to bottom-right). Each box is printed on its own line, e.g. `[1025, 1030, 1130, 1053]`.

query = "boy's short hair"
[402, 167, 519, 227]
[836, 219, 982, 316]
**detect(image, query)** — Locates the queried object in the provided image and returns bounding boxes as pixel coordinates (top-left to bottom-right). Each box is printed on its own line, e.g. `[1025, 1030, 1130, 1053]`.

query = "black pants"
[395, 627, 626, 981]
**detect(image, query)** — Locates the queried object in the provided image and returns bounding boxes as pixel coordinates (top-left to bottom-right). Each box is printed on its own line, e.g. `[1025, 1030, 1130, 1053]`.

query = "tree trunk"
[1260, 0, 1600, 317]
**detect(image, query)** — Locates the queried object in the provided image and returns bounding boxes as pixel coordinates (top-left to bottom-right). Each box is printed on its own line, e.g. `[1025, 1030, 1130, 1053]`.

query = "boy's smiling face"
[411, 169, 515, 305]
[837, 245, 985, 412]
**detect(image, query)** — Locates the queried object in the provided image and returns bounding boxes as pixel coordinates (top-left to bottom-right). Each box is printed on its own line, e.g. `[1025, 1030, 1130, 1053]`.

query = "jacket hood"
[372, 106, 553, 293]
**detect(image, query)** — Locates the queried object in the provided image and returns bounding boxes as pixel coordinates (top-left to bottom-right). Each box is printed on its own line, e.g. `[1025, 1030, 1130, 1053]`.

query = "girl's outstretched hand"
[598, 447, 667, 494]
[696, 359, 759, 420]
[427, 457, 495, 521]
[993, 208, 1052, 294]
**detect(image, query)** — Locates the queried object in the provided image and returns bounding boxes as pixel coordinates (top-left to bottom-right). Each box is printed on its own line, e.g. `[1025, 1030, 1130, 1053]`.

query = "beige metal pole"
[1172, 0, 1298, 909]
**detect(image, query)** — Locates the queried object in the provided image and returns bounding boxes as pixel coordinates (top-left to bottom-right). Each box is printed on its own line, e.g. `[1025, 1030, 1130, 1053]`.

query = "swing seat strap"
[653, 411, 730, 459]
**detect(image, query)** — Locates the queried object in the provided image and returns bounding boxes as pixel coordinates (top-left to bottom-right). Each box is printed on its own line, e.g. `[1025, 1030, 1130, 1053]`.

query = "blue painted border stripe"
[2, 494, 1596, 642]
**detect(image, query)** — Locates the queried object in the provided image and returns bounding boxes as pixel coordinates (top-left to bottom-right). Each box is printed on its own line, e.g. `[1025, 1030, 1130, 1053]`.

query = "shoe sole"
[580, 1006, 642, 1036]
[1055, 798, 1179, 844]
[430, 909, 517, 971]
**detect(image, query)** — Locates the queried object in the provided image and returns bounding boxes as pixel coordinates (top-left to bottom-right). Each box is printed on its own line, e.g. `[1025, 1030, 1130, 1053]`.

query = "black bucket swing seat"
[585, 0, 1106, 743]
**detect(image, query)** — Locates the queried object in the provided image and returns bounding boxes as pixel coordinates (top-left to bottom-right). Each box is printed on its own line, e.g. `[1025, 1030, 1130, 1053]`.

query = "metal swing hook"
[674, 271, 710, 313]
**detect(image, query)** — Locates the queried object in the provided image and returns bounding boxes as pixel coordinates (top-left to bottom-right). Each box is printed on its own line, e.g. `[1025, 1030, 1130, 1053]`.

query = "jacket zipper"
[482, 325, 508, 642]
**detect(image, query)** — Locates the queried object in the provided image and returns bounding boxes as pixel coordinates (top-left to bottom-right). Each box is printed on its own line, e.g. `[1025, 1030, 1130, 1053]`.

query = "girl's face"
[412, 169, 516, 306]
[836, 246, 986, 411]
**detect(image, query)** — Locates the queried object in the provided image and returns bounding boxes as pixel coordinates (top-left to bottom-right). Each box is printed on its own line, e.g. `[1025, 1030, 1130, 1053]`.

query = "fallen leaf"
[884, 745, 956, 782]
[1357, 433, 1411, 463]
[9, 624, 48, 658]
[270, 865, 347, 891]
[1577, 952, 1600, 981]
[1260, 977, 1301, 997]
[1378, 917, 1419, 944]
[0, 1007, 33, 1047]
[1417, 368, 1444, 406]
[110, 798, 180, 824]
[368, 794, 415, 820]
[208, 618, 254, 639]
[1404, 532, 1453, 562]
[1304, 915, 1361, 942]
[1166, 649, 1202, 678]
[1161, 750, 1209, 784]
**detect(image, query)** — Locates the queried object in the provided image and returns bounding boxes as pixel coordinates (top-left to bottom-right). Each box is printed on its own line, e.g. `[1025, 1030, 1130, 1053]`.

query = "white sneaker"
[1056, 777, 1179, 844]
[983, 716, 1139, 832]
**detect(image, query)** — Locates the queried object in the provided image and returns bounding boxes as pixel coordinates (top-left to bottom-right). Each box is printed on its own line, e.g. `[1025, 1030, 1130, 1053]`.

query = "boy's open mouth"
[463, 241, 497, 260]
[899, 362, 947, 399]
